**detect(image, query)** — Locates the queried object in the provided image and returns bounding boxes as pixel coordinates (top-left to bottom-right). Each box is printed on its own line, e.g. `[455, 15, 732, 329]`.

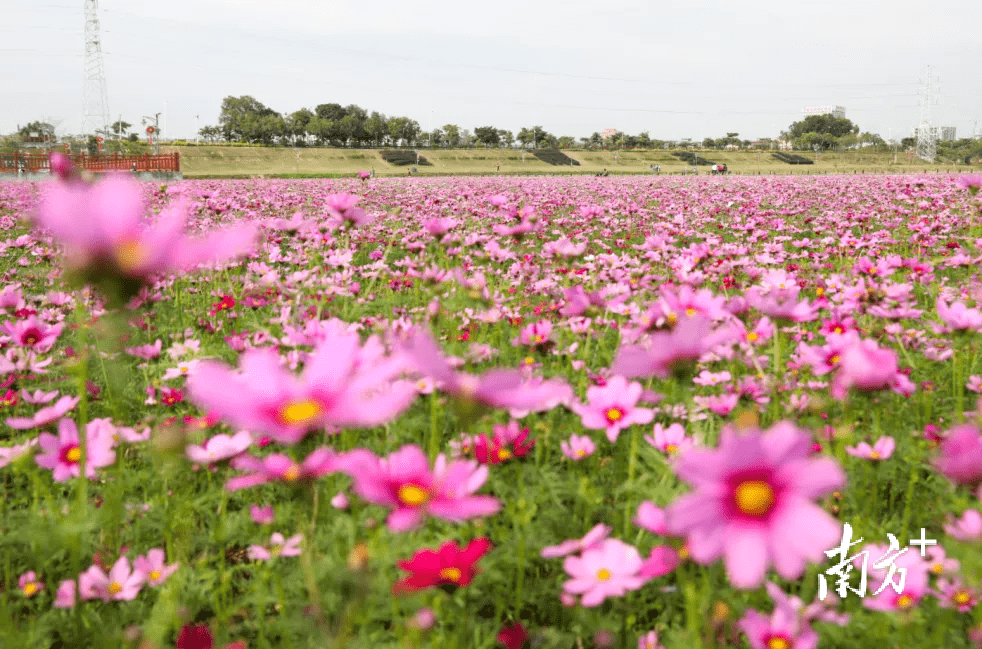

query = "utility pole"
[142, 113, 161, 155]
[82, 0, 111, 138]
[195, 115, 200, 144]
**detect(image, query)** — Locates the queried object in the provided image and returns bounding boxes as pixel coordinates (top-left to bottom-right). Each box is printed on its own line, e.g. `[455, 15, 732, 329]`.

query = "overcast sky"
[3, 0, 980, 142]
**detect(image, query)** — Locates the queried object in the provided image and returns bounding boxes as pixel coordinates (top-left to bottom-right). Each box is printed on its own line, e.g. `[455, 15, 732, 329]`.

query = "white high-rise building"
[802, 106, 846, 119]
[912, 125, 956, 142]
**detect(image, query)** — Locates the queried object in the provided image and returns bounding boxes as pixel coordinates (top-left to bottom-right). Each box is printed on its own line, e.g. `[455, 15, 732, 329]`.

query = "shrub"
[531, 149, 580, 166]
[379, 150, 432, 166]
[772, 152, 814, 165]
[672, 151, 714, 166]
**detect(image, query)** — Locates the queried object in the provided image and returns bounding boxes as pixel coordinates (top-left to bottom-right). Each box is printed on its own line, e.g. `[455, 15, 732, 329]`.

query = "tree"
[17, 121, 56, 142]
[474, 126, 500, 148]
[442, 124, 461, 148]
[516, 127, 534, 148]
[702, 137, 715, 148]
[110, 120, 132, 138]
[365, 112, 389, 147]
[218, 95, 279, 143]
[726, 132, 739, 138]
[901, 137, 916, 149]
[636, 131, 652, 148]
[428, 128, 444, 148]
[787, 115, 858, 139]
[315, 103, 347, 122]
[286, 109, 314, 146]
[557, 135, 576, 149]
[498, 129, 514, 148]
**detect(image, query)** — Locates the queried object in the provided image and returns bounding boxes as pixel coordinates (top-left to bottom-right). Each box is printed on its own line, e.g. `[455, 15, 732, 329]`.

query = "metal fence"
[0, 152, 180, 174]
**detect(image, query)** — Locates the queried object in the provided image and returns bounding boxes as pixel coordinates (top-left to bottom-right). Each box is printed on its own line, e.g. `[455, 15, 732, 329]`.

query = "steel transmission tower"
[915, 66, 938, 163]
[82, 0, 110, 137]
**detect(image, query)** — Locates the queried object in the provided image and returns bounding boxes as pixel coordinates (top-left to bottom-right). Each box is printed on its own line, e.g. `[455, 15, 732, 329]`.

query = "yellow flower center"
[833, 326, 844, 334]
[271, 545, 282, 557]
[931, 564, 944, 574]
[180, 367, 189, 374]
[524, 356, 536, 366]
[666, 313, 678, 325]
[869, 451, 881, 460]
[816, 287, 825, 296]
[398, 484, 430, 507]
[280, 399, 322, 425]
[417, 380, 428, 390]
[685, 307, 697, 317]
[734, 480, 776, 516]
[283, 464, 301, 482]
[439, 567, 462, 582]
[108, 581, 123, 595]
[150, 570, 161, 581]
[533, 335, 543, 343]
[746, 332, 759, 342]
[23, 583, 38, 596]
[829, 354, 841, 366]
[596, 569, 611, 581]
[575, 449, 586, 457]
[665, 443, 678, 454]
[955, 592, 972, 606]
[65, 447, 82, 463]
[497, 448, 513, 461]
[678, 545, 690, 560]
[896, 594, 914, 610]
[767, 638, 791, 649]
[114, 239, 150, 272]
[605, 408, 624, 423]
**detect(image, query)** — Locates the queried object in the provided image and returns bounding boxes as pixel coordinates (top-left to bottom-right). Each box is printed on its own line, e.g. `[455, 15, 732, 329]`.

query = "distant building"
[803, 106, 847, 119]
[911, 125, 957, 142]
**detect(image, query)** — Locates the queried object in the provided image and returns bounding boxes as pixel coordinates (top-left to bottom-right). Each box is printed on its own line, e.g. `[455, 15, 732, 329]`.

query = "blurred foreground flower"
[36, 157, 259, 304]
[393, 538, 491, 594]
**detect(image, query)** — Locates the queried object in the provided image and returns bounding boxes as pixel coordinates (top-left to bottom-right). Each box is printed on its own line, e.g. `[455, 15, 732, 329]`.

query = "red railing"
[0, 152, 180, 174]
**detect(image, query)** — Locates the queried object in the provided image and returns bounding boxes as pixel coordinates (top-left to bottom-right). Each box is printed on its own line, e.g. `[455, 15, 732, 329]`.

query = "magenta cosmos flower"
[612, 315, 734, 379]
[35, 417, 115, 482]
[35, 170, 258, 297]
[6, 394, 79, 430]
[845, 436, 896, 461]
[185, 430, 253, 465]
[666, 422, 845, 589]
[1, 316, 62, 353]
[225, 449, 338, 491]
[133, 549, 179, 587]
[187, 330, 415, 444]
[248, 533, 303, 561]
[339, 444, 500, 532]
[934, 424, 982, 487]
[571, 375, 654, 443]
[562, 538, 645, 607]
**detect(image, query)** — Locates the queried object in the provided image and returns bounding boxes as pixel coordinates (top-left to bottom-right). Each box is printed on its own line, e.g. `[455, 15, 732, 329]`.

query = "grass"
[163, 146, 981, 178]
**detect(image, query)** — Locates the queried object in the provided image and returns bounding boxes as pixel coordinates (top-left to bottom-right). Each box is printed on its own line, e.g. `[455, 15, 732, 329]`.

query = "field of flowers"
[2, 159, 982, 649]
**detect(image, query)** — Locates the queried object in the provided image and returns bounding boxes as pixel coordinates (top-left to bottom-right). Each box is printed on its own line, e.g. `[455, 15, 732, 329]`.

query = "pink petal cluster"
[571, 375, 654, 443]
[339, 444, 500, 531]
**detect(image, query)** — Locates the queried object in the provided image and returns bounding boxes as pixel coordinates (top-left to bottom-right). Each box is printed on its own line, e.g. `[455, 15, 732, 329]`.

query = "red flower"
[473, 423, 535, 465]
[497, 623, 530, 649]
[393, 538, 491, 594]
[209, 295, 236, 316]
[176, 624, 247, 649]
[161, 388, 184, 406]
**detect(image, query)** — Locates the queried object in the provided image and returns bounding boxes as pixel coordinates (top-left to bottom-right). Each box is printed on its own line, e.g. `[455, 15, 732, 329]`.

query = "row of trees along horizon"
[8, 97, 982, 160]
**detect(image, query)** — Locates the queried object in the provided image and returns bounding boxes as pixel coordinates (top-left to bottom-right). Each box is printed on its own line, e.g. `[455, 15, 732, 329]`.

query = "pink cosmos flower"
[20, 389, 59, 405]
[571, 375, 654, 443]
[225, 449, 338, 491]
[133, 549, 179, 586]
[187, 331, 415, 444]
[634, 501, 669, 535]
[1, 316, 62, 353]
[250, 504, 275, 524]
[54, 579, 76, 609]
[638, 631, 664, 649]
[612, 315, 734, 379]
[561, 434, 596, 460]
[36, 171, 258, 294]
[339, 444, 500, 532]
[541, 523, 612, 558]
[124, 339, 163, 360]
[35, 417, 116, 482]
[830, 337, 911, 400]
[925, 545, 960, 576]
[944, 509, 982, 541]
[78, 557, 145, 602]
[955, 173, 982, 194]
[402, 328, 571, 412]
[18, 571, 43, 597]
[934, 424, 982, 487]
[248, 533, 303, 561]
[512, 320, 553, 348]
[935, 578, 978, 612]
[325, 193, 373, 227]
[562, 538, 645, 607]
[738, 600, 819, 649]
[936, 296, 982, 331]
[185, 431, 253, 465]
[845, 436, 896, 461]
[6, 394, 79, 429]
[0, 439, 37, 469]
[666, 422, 845, 589]
[639, 546, 679, 579]
[645, 423, 694, 457]
[766, 581, 849, 627]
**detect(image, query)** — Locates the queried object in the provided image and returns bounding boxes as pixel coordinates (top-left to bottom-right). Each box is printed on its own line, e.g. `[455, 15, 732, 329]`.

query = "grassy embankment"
[162, 145, 978, 179]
